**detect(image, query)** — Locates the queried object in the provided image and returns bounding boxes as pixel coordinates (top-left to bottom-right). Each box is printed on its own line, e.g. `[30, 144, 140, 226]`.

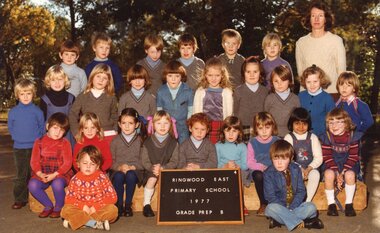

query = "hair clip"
[146, 115, 178, 139]
[312, 64, 317, 68]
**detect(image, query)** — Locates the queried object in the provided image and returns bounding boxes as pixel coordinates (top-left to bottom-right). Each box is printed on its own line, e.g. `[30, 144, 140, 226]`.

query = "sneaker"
[345, 203, 356, 217]
[327, 204, 339, 216]
[143, 204, 155, 217]
[94, 220, 110, 231]
[256, 204, 266, 216]
[243, 206, 249, 216]
[63, 219, 70, 229]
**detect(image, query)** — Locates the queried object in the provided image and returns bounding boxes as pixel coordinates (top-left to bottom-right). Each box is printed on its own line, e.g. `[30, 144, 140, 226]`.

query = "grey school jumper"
[264, 92, 300, 137]
[178, 138, 217, 169]
[178, 56, 205, 91]
[137, 58, 166, 96]
[218, 53, 245, 88]
[118, 90, 156, 118]
[233, 84, 269, 126]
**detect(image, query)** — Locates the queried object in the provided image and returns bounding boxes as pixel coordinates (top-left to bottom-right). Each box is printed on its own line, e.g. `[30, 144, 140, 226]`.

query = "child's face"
[47, 124, 65, 140]
[293, 121, 308, 135]
[154, 117, 171, 136]
[18, 89, 33, 105]
[264, 40, 280, 60]
[206, 67, 222, 88]
[272, 157, 290, 172]
[93, 41, 110, 59]
[166, 73, 182, 89]
[145, 46, 161, 61]
[222, 37, 240, 57]
[130, 78, 145, 90]
[310, 7, 326, 31]
[224, 128, 239, 143]
[244, 63, 260, 85]
[179, 44, 195, 59]
[78, 153, 99, 176]
[305, 73, 321, 94]
[328, 118, 345, 136]
[189, 122, 208, 141]
[338, 81, 355, 98]
[83, 120, 98, 139]
[272, 75, 289, 93]
[92, 73, 109, 90]
[256, 124, 273, 140]
[119, 116, 139, 136]
[59, 51, 78, 65]
[50, 76, 66, 92]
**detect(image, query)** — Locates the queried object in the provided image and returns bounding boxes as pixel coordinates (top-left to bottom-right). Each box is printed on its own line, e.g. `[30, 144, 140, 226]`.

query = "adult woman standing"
[296, 1, 346, 98]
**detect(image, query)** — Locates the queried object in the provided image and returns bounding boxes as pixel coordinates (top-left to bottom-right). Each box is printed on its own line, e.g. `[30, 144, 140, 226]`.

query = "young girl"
[110, 108, 146, 217]
[335, 71, 374, 133]
[157, 60, 194, 144]
[178, 113, 217, 169]
[264, 65, 300, 137]
[141, 110, 179, 217]
[233, 56, 269, 142]
[28, 112, 73, 218]
[298, 65, 335, 136]
[69, 63, 118, 145]
[247, 112, 280, 216]
[284, 108, 322, 202]
[320, 108, 362, 217]
[193, 57, 233, 144]
[73, 112, 112, 172]
[40, 65, 76, 147]
[118, 64, 156, 119]
[61, 145, 118, 230]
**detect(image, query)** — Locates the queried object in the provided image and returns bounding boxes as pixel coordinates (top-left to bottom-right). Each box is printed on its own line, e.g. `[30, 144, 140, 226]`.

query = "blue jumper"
[216, 141, 247, 170]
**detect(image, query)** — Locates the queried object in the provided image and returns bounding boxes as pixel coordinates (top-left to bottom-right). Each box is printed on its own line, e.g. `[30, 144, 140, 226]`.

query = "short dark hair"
[219, 116, 243, 144]
[302, 1, 334, 31]
[47, 112, 69, 132]
[287, 107, 312, 131]
[163, 60, 187, 83]
[76, 145, 103, 167]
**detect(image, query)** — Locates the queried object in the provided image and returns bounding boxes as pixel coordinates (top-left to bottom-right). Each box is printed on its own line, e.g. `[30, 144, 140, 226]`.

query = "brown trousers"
[61, 204, 118, 230]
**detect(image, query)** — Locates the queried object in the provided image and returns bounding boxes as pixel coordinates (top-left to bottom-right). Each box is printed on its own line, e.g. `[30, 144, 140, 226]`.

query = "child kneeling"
[61, 146, 118, 231]
[264, 140, 323, 231]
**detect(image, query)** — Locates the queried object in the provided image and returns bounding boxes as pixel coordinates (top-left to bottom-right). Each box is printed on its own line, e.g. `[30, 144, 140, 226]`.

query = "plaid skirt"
[209, 120, 223, 144]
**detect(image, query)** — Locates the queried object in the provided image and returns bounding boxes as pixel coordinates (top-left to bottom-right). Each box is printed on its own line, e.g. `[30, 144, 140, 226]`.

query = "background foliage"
[0, 0, 379, 113]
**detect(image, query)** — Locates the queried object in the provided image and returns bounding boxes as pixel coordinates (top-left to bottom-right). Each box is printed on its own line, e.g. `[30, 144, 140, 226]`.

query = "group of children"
[7, 28, 374, 231]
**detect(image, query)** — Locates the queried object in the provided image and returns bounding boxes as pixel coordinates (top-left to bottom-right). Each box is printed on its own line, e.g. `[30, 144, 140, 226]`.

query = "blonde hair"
[85, 63, 115, 95]
[144, 34, 164, 51]
[44, 65, 70, 90]
[76, 112, 104, 143]
[326, 108, 355, 133]
[221, 29, 242, 44]
[262, 33, 282, 57]
[336, 71, 360, 95]
[14, 79, 36, 99]
[91, 32, 112, 47]
[152, 110, 176, 138]
[198, 57, 232, 89]
[252, 112, 278, 136]
[300, 65, 330, 89]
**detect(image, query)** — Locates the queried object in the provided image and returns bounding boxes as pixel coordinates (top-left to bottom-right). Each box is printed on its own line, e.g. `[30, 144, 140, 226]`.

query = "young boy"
[218, 28, 245, 88]
[261, 33, 293, 89]
[177, 33, 205, 91]
[85, 32, 123, 95]
[335, 71, 374, 133]
[264, 140, 323, 231]
[59, 39, 87, 97]
[61, 145, 118, 230]
[136, 34, 166, 96]
[178, 113, 217, 169]
[8, 79, 45, 210]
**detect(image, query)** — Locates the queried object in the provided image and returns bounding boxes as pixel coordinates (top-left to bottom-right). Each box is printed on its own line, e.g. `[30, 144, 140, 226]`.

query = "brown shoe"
[38, 208, 53, 218]
[11, 202, 27, 209]
[256, 204, 267, 216]
[50, 210, 61, 218]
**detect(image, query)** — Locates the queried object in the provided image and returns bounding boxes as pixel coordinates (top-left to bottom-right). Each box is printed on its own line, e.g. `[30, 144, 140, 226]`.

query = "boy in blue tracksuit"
[264, 140, 323, 231]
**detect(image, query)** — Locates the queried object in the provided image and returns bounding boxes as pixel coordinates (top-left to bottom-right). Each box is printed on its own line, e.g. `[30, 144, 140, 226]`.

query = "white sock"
[306, 170, 320, 202]
[325, 189, 335, 205]
[345, 184, 356, 204]
[143, 187, 155, 206]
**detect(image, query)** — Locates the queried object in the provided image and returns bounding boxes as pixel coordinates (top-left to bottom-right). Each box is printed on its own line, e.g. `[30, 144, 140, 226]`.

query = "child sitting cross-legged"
[264, 140, 323, 231]
[61, 145, 118, 231]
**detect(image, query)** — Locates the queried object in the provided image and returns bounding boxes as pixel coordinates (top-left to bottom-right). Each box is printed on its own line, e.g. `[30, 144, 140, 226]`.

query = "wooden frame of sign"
[157, 168, 244, 225]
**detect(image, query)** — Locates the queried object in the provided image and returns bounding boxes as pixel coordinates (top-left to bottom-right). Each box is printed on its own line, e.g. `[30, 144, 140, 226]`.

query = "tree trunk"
[370, 30, 380, 114]
[67, 0, 76, 41]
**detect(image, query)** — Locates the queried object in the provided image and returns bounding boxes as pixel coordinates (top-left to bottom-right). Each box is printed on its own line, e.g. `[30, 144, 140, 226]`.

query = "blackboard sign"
[157, 169, 243, 225]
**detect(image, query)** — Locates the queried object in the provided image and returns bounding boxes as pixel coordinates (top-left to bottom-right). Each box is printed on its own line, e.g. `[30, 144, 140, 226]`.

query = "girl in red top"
[61, 145, 118, 230]
[73, 112, 112, 172]
[28, 112, 73, 218]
